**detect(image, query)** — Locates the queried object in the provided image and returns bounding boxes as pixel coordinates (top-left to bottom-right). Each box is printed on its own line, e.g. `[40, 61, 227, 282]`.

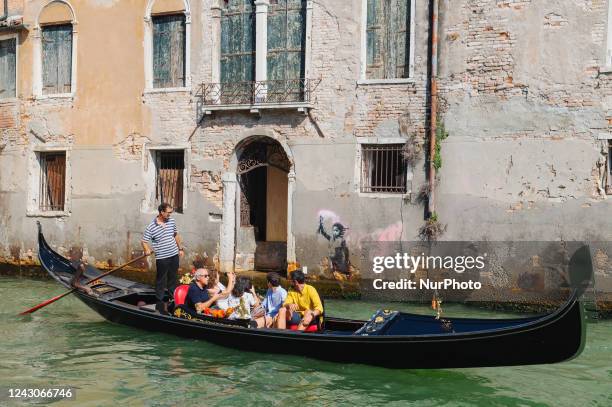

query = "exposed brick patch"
[543, 13, 568, 29]
[113, 133, 151, 161]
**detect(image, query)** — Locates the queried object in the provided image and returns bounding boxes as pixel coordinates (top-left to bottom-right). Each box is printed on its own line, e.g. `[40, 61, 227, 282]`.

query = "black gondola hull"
[74, 291, 585, 369]
[37, 223, 587, 369]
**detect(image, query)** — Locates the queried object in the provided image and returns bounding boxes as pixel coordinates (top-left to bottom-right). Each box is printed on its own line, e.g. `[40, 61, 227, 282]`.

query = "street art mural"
[317, 211, 353, 280]
[316, 210, 404, 280]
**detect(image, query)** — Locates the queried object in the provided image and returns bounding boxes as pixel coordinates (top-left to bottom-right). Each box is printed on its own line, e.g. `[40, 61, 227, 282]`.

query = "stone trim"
[141, 143, 191, 214]
[26, 145, 72, 217]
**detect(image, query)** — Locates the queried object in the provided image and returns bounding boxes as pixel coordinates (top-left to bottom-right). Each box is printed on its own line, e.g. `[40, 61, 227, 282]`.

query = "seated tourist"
[190, 258, 206, 277]
[185, 268, 220, 315]
[221, 278, 260, 320]
[276, 269, 323, 331]
[255, 272, 287, 328]
[207, 269, 235, 309]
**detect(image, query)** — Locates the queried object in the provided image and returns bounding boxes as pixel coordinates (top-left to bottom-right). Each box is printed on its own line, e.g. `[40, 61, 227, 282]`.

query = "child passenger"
[220, 278, 260, 320]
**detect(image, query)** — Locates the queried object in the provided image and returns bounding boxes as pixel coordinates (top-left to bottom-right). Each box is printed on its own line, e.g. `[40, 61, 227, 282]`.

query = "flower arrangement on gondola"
[179, 271, 193, 285]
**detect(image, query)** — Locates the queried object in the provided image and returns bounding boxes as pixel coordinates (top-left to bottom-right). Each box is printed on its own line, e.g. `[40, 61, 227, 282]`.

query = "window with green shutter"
[42, 24, 72, 95]
[267, 0, 305, 81]
[221, 0, 255, 84]
[153, 14, 186, 88]
[366, 0, 410, 79]
[0, 38, 16, 99]
[267, 0, 306, 102]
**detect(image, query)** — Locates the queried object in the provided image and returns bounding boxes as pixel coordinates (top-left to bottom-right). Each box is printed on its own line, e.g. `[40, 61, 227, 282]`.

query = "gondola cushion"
[289, 323, 319, 332]
[174, 284, 190, 306]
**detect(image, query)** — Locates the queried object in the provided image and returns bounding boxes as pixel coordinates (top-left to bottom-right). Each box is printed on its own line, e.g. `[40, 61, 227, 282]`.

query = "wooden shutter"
[42, 25, 72, 95]
[153, 14, 186, 88]
[366, 0, 410, 79]
[0, 38, 16, 99]
[267, 0, 305, 102]
[395, 0, 410, 78]
[221, 0, 255, 83]
[366, 0, 384, 79]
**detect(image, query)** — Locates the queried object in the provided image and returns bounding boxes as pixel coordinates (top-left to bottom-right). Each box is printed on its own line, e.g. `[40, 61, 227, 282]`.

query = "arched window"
[145, 0, 191, 90]
[35, 0, 77, 97]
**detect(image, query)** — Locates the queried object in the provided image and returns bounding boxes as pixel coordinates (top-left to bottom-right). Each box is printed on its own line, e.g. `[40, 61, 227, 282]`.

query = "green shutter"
[153, 15, 186, 88]
[0, 38, 16, 99]
[366, 0, 410, 79]
[366, 0, 383, 78]
[221, 0, 255, 84]
[267, 0, 305, 102]
[42, 25, 72, 95]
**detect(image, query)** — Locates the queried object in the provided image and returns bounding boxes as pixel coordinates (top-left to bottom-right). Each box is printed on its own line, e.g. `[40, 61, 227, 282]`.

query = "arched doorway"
[235, 137, 289, 271]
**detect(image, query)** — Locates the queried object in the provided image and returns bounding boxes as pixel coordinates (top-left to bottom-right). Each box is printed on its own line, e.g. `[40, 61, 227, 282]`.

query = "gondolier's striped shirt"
[142, 218, 179, 260]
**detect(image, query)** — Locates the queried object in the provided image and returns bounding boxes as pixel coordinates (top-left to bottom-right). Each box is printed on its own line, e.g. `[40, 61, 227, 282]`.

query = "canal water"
[1, 276, 610, 406]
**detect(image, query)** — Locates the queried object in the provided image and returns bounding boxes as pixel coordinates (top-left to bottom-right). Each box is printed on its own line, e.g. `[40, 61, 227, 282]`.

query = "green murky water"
[1, 276, 610, 406]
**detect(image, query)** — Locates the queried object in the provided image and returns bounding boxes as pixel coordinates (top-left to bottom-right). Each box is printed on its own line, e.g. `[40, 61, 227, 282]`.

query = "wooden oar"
[19, 253, 150, 315]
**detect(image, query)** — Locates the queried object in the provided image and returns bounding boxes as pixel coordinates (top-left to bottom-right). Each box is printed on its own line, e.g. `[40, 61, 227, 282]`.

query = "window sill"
[599, 66, 612, 74]
[357, 78, 415, 86]
[0, 97, 18, 104]
[357, 191, 411, 199]
[35, 93, 74, 101]
[26, 210, 70, 218]
[144, 87, 191, 94]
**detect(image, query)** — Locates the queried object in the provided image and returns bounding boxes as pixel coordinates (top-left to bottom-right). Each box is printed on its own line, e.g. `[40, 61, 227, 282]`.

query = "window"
[219, 0, 256, 104]
[39, 152, 66, 211]
[155, 150, 184, 212]
[152, 14, 186, 88]
[267, 0, 306, 101]
[365, 0, 411, 80]
[0, 38, 16, 99]
[361, 144, 407, 193]
[41, 24, 72, 95]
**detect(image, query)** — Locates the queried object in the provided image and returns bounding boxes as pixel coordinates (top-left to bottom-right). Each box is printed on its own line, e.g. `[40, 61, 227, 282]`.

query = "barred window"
[156, 150, 184, 213]
[39, 152, 66, 211]
[361, 144, 407, 193]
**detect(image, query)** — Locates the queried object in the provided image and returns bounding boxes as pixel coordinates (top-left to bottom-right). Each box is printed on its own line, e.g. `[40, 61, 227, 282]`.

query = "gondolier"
[142, 202, 184, 315]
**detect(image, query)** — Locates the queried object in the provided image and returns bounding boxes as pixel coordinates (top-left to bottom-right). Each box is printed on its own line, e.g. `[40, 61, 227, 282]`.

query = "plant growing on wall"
[420, 119, 448, 241]
[419, 212, 447, 241]
[433, 120, 449, 171]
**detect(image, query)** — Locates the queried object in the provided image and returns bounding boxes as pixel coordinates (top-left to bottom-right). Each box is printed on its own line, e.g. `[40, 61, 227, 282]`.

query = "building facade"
[0, 1, 610, 287]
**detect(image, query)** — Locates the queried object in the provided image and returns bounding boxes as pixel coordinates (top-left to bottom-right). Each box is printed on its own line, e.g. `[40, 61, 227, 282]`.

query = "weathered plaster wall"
[0, 0, 610, 290]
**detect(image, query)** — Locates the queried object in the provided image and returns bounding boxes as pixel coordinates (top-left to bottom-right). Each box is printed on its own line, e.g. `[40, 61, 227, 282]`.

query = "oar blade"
[18, 290, 73, 315]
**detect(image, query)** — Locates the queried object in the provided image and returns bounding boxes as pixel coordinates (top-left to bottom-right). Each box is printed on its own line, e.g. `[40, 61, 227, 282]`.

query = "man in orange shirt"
[276, 269, 323, 331]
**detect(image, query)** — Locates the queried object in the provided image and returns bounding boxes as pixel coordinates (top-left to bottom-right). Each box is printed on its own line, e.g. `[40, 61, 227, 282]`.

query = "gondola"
[36, 224, 590, 369]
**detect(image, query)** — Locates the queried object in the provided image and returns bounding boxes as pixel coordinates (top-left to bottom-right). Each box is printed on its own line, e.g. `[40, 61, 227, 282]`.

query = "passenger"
[190, 258, 206, 277]
[222, 278, 260, 320]
[207, 269, 235, 309]
[185, 268, 220, 315]
[276, 269, 323, 331]
[255, 272, 287, 328]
